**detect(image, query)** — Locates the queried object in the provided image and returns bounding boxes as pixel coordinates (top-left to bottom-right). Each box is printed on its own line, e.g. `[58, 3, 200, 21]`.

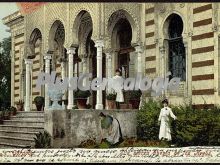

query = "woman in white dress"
[158, 99, 177, 141]
[112, 69, 124, 109]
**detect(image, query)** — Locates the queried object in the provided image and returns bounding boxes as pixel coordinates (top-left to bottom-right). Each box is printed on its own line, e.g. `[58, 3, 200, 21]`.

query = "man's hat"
[162, 99, 168, 104]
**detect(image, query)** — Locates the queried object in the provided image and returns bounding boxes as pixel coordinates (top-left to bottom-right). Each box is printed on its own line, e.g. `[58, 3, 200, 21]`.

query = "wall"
[44, 109, 138, 148]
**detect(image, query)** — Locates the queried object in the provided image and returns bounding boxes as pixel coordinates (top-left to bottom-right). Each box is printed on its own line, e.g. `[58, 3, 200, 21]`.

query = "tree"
[0, 37, 11, 109]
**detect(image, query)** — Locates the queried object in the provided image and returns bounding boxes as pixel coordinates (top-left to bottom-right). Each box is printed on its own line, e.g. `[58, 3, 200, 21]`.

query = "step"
[0, 125, 44, 132]
[0, 142, 31, 148]
[0, 130, 39, 139]
[16, 111, 44, 117]
[10, 116, 44, 122]
[3, 120, 44, 127]
[0, 136, 35, 146]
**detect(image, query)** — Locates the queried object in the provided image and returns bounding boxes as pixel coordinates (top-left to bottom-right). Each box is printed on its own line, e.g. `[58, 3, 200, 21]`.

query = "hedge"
[137, 99, 220, 147]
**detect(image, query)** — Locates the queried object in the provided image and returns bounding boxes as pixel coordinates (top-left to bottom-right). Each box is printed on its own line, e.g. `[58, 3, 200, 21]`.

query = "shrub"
[137, 99, 220, 147]
[34, 131, 52, 148]
[128, 90, 142, 100]
[34, 96, 44, 105]
[137, 98, 161, 140]
[74, 90, 91, 99]
[106, 93, 116, 100]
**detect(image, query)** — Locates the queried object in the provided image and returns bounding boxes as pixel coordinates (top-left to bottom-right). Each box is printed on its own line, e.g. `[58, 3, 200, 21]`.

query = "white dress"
[158, 107, 176, 141]
[106, 118, 121, 144]
[112, 75, 124, 102]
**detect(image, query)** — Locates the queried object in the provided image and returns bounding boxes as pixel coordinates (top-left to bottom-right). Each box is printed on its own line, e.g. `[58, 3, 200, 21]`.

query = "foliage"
[34, 131, 52, 148]
[128, 90, 142, 100]
[137, 98, 162, 140]
[118, 138, 169, 148]
[137, 99, 220, 146]
[74, 90, 91, 99]
[106, 93, 117, 100]
[34, 96, 45, 105]
[0, 37, 11, 109]
[10, 106, 17, 115]
[78, 138, 98, 148]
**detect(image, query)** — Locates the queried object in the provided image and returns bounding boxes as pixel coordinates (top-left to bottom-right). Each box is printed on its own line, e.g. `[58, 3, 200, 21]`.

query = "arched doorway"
[48, 20, 66, 76]
[113, 18, 132, 78]
[29, 28, 43, 110]
[108, 10, 135, 79]
[108, 10, 135, 108]
[112, 18, 133, 78]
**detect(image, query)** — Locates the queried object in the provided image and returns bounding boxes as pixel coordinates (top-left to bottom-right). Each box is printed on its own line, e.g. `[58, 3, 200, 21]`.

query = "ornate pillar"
[24, 59, 32, 111]
[135, 45, 144, 74]
[95, 40, 104, 109]
[183, 40, 188, 97]
[82, 57, 87, 86]
[159, 46, 166, 78]
[159, 46, 166, 97]
[106, 51, 112, 79]
[67, 46, 77, 109]
[44, 52, 52, 110]
[60, 58, 67, 109]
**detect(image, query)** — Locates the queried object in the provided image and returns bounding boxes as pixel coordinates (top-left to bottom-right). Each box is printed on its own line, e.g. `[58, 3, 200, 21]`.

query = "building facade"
[3, 3, 220, 110]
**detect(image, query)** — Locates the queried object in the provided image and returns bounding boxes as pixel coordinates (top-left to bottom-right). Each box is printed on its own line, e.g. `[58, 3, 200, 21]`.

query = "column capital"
[95, 40, 104, 48]
[24, 58, 32, 65]
[44, 51, 52, 60]
[159, 46, 165, 54]
[67, 44, 78, 55]
[134, 45, 144, 54]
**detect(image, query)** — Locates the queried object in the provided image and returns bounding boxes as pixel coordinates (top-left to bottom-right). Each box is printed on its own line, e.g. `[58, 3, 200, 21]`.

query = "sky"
[0, 3, 18, 42]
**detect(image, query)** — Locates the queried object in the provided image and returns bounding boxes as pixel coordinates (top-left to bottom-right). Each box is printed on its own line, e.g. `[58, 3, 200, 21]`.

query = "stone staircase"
[0, 111, 44, 148]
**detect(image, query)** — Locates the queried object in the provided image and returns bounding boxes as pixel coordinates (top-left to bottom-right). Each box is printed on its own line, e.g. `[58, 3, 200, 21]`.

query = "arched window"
[168, 14, 186, 81]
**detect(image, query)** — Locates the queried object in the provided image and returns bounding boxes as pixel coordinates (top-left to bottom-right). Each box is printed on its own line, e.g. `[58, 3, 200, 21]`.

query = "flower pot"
[129, 99, 140, 109]
[35, 104, 43, 111]
[76, 98, 87, 109]
[107, 100, 115, 109]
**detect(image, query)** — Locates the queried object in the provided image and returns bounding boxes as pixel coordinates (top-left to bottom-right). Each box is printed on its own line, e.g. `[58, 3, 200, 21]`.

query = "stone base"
[44, 109, 138, 148]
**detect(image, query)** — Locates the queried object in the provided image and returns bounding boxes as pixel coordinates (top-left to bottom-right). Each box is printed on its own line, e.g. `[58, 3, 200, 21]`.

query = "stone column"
[60, 59, 66, 109]
[24, 59, 32, 111]
[159, 46, 166, 78]
[159, 46, 166, 97]
[82, 57, 87, 86]
[106, 51, 112, 92]
[135, 45, 144, 74]
[95, 40, 104, 109]
[44, 52, 52, 110]
[67, 46, 77, 109]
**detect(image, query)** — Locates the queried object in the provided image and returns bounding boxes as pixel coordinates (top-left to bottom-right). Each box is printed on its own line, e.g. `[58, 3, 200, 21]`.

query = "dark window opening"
[168, 14, 186, 81]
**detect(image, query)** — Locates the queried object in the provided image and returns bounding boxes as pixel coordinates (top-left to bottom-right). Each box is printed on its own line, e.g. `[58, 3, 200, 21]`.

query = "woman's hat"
[162, 99, 168, 104]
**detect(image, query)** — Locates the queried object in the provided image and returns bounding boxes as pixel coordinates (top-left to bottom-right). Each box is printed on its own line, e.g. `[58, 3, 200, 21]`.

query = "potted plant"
[3, 108, 10, 120]
[106, 92, 116, 109]
[10, 106, 17, 116]
[15, 100, 24, 111]
[34, 96, 45, 111]
[74, 90, 91, 109]
[128, 90, 142, 109]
